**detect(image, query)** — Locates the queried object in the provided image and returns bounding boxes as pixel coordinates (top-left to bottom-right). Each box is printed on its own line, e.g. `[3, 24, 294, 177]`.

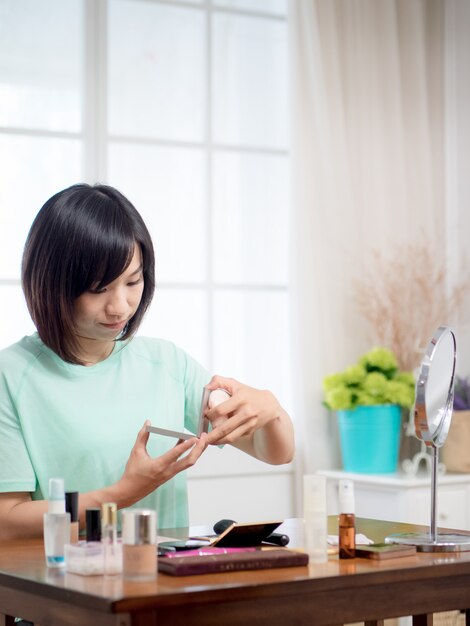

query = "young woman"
[0, 183, 294, 540]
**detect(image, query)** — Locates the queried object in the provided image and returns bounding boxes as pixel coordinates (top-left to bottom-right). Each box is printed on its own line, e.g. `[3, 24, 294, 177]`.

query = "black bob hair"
[22, 183, 155, 365]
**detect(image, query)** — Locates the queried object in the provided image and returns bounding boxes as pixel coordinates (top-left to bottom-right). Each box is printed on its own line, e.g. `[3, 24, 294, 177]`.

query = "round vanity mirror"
[386, 326, 470, 552]
[414, 326, 456, 448]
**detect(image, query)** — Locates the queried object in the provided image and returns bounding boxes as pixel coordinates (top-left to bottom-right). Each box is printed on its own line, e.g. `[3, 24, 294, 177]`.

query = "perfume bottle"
[43, 478, 71, 568]
[102, 502, 122, 575]
[338, 479, 356, 559]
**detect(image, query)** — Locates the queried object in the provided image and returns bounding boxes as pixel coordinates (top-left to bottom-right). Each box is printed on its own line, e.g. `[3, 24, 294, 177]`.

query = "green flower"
[359, 347, 398, 378]
[324, 386, 354, 411]
[354, 391, 379, 406]
[322, 346, 416, 411]
[322, 373, 345, 393]
[393, 371, 416, 387]
[363, 372, 388, 399]
[385, 380, 415, 409]
[343, 364, 366, 386]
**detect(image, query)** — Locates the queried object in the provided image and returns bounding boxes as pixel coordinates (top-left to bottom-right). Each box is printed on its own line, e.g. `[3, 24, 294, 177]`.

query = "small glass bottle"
[43, 478, 71, 568]
[102, 502, 122, 575]
[122, 509, 157, 581]
[338, 479, 356, 559]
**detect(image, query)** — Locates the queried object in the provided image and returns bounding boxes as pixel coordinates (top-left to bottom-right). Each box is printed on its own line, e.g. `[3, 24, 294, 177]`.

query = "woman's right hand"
[116, 420, 208, 506]
[0, 423, 208, 540]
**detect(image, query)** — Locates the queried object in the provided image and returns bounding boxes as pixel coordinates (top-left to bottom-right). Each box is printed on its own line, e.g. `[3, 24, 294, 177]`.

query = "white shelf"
[318, 469, 470, 530]
[318, 469, 470, 487]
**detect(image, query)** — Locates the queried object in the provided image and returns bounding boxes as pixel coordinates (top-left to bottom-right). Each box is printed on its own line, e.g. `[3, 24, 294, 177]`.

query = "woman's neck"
[75, 337, 115, 366]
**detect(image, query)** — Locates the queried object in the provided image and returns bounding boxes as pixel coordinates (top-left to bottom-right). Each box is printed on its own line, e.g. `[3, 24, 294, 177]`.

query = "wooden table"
[1, 518, 470, 626]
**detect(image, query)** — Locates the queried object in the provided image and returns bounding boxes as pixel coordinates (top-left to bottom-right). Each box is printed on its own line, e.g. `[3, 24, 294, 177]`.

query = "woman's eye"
[128, 277, 143, 287]
[89, 286, 107, 294]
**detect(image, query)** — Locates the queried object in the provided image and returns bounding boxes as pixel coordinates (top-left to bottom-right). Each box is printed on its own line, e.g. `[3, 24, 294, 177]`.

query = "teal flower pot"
[337, 404, 401, 473]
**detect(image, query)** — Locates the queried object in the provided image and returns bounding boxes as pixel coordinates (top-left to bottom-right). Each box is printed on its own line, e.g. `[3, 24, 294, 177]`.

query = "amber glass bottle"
[338, 480, 356, 559]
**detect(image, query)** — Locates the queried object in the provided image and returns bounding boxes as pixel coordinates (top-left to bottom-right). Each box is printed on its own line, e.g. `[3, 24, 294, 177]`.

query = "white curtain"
[445, 0, 470, 375]
[289, 0, 470, 485]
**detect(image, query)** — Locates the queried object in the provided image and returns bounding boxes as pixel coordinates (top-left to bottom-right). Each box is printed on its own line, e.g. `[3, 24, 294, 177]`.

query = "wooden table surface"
[1, 517, 470, 626]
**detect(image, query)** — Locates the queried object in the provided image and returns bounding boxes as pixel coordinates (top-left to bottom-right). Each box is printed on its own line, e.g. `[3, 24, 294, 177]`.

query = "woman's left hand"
[204, 375, 294, 464]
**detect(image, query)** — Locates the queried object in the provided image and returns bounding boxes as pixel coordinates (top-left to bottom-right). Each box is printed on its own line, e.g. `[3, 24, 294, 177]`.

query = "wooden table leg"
[413, 614, 434, 626]
[365, 620, 384, 626]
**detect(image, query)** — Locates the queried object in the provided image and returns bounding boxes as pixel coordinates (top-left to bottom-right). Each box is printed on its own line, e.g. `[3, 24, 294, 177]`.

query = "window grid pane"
[0, 135, 82, 280]
[0, 0, 83, 132]
[108, 0, 207, 142]
[212, 150, 289, 285]
[212, 12, 289, 149]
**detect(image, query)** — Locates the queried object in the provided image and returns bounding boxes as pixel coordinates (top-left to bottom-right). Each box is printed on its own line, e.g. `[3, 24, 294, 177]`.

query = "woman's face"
[73, 244, 144, 345]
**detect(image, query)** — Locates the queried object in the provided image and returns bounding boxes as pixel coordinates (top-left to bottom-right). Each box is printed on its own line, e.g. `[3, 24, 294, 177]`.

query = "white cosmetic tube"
[303, 474, 328, 563]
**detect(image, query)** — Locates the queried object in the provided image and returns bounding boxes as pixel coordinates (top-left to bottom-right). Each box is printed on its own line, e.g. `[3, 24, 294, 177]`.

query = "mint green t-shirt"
[0, 334, 210, 529]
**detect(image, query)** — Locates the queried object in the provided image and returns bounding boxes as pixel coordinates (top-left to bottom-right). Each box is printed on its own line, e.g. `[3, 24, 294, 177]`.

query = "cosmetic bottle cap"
[86, 508, 102, 542]
[65, 491, 79, 522]
[102, 502, 117, 527]
[339, 479, 355, 514]
[122, 509, 157, 546]
[303, 474, 327, 513]
[48, 478, 66, 514]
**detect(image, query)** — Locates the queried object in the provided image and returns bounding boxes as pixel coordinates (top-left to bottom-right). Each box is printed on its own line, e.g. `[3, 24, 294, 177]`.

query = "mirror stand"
[387, 446, 470, 552]
[385, 326, 470, 552]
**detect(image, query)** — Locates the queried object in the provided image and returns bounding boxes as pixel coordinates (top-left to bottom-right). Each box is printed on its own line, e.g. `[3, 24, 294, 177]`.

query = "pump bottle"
[43, 478, 71, 568]
[338, 479, 356, 559]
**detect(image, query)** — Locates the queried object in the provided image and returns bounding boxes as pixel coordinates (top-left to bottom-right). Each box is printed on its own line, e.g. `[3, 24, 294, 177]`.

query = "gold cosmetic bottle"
[122, 509, 157, 581]
[102, 502, 122, 576]
[338, 479, 356, 559]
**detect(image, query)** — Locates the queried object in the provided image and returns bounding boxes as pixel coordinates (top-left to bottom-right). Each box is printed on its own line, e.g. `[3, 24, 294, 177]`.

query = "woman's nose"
[105, 290, 128, 317]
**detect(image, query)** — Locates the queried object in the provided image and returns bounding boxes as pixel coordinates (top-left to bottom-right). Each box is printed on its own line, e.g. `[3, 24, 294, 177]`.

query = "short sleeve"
[0, 374, 37, 493]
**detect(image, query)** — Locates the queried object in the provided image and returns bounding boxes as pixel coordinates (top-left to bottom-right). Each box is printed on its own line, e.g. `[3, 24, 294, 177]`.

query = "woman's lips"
[100, 320, 127, 331]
